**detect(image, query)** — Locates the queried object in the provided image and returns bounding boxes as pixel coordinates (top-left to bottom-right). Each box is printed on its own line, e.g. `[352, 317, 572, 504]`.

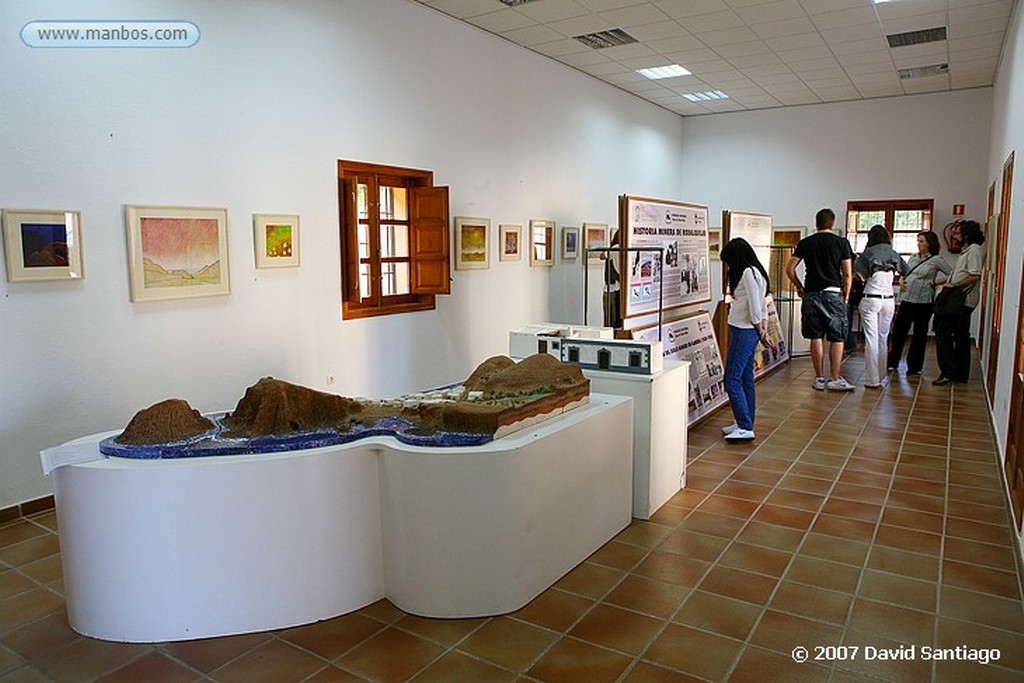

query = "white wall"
[0, 0, 685, 509]
[985, 0, 1024, 455]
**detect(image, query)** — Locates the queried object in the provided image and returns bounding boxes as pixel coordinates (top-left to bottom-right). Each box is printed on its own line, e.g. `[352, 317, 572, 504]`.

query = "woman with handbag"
[933, 220, 986, 385]
[854, 225, 908, 388]
[887, 231, 951, 375]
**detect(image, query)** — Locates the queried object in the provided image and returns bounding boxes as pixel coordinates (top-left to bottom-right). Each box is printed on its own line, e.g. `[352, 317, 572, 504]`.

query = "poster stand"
[584, 246, 665, 339]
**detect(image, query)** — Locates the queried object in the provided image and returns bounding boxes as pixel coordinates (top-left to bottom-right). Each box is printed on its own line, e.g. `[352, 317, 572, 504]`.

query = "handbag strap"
[903, 254, 931, 279]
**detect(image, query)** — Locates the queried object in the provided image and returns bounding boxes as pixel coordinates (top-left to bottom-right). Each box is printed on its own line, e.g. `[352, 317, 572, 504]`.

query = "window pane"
[894, 210, 924, 232]
[357, 183, 369, 220]
[852, 233, 868, 253]
[359, 263, 372, 299]
[857, 210, 885, 231]
[358, 223, 370, 259]
[380, 224, 409, 258]
[893, 233, 917, 254]
[379, 186, 408, 221]
[379, 261, 410, 296]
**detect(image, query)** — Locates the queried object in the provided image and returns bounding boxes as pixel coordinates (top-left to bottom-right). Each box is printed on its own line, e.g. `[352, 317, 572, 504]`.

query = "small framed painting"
[562, 226, 580, 260]
[125, 205, 230, 302]
[583, 222, 608, 264]
[499, 224, 521, 261]
[254, 213, 300, 268]
[2, 209, 84, 282]
[708, 227, 722, 260]
[455, 216, 490, 270]
[529, 219, 554, 267]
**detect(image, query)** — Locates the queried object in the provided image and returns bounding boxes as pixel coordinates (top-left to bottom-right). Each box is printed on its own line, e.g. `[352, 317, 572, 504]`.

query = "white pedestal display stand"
[43, 395, 633, 643]
[583, 361, 688, 519]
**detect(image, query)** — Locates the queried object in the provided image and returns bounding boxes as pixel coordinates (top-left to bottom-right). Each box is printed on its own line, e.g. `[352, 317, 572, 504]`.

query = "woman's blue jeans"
[724, 325, 760, 431]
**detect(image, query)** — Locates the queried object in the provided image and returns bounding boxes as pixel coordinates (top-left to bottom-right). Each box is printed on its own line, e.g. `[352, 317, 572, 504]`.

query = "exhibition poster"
[754, 294, 790, 378]
[723, 210, 773, 288]
[619, 195, 710, 319]
[633, 312, 726, 425]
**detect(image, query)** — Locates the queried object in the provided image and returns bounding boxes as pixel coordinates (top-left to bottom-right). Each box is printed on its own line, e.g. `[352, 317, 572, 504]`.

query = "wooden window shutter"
[409, 185, 450, 295]
[340, 177, 361, 301]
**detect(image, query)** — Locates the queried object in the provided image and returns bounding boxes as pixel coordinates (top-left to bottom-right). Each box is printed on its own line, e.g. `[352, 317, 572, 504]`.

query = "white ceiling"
[411, 0, 1016, 116]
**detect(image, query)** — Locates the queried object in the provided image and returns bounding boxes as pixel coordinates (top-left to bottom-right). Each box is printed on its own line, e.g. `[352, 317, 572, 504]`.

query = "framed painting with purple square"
[2, 209, 84, 282]
[254, 213, 300, 268]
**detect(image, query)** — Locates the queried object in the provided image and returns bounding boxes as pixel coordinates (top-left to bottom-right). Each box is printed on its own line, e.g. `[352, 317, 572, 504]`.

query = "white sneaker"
[812, 377, 827, 391]
[722, 423, 739, 435]
[826, 377, 855, 391]
[725, 428, 756, 442]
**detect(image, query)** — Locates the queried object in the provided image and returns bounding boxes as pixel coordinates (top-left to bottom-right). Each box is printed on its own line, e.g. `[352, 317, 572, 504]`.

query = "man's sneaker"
[725, 428, 756, 442]
[722, 423, 739, 435]
[826, 377, 855, 391]
[812, 377, 827, 391]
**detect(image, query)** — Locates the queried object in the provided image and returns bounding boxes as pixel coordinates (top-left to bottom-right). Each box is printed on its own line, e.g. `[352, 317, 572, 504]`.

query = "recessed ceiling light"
[682, 90, 729, 102]
[637, 64, 691, 80]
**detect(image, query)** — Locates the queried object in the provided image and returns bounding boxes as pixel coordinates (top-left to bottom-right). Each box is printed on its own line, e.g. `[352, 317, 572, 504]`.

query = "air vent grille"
[497, 0, 537, 6]
[887, 26, 947, 48]
[573, 28, 638, 49]
[898, 63, 949, 79]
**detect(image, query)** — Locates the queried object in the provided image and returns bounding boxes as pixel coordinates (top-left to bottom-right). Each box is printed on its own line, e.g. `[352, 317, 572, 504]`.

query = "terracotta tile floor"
[2, 351, 1024, 682]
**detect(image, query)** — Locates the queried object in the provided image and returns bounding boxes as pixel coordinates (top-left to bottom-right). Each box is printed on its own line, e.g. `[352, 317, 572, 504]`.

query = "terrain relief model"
[100, 354, 589, 459]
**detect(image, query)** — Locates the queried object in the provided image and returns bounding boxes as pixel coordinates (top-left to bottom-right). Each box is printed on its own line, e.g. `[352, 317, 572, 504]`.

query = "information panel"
[619, 195, 710, 319]
[754, 294, 790, 378]
[723, 210, 773, 292]
[633, 311, 726, 426]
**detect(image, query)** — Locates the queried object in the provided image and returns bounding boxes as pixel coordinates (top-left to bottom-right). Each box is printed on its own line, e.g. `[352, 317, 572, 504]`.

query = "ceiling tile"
[765, 32, 827, 52]
[774, 44, 834, 62]
[950, 0, 1013, 23]
[627, 20, 692, 41]
[576, 0, 651, 10]
[742, 63, 794, 78]
[949, 16, 1013, 38]
[532, 38, 593, 56]
[810, 6, 879, 30]
[577, 61, 631, 75]
[752, 17, 817, 39]
[676, 9, 745, 32]
[820, 23, 886, 44]
[878, 12, 949, 36]
[663, 48, 727, 65]
[701, 25, 760, 46]
[875, 0, 948, 21]
[547, 15, 617, 37]
[423, 0, 498, 18]
[656, 0, 731, 20]
[751, 72, 803, 86]
[502, 24, 566, 46]
[734, 0, 807, 25]
[647, 35, 707, 53]
[513, 0, 591, 23]
[599, 4, 674, 27]
[597, 42, 659, 58]
[714, 40, 773, 58]
[728, 52, 782, 68]
[901, 75, 950, 93]
[561, 49, 619, 66]
[830, 37, 890, 56]
[799, 0, 867, 14]
[467, 9, 537, 33]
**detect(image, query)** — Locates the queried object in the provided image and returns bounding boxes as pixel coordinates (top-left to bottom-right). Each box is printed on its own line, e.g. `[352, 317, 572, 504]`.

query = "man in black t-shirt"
[785, 208, 855, 391]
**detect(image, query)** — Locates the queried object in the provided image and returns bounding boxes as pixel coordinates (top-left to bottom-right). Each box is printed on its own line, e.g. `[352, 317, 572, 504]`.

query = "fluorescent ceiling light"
[637, 64, 691, 80]
[682, 90, 729, 102]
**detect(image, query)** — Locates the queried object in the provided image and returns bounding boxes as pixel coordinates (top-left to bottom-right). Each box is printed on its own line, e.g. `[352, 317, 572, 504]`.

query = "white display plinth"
[45, 395, 633, 643]
[583, 361, 688, 519]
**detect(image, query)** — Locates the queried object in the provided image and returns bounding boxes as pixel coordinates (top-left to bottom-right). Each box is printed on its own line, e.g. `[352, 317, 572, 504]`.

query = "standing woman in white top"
[933, 220, 986, 385]
[854, 225, 909, 388]
[720, 238, 772, 443]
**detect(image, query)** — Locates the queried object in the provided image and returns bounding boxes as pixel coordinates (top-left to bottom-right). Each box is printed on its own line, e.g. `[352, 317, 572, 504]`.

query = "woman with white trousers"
[854, 225, 908, 388]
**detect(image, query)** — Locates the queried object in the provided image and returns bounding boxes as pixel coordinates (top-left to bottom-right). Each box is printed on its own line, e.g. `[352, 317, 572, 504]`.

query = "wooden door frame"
[988, 153, 1014, 400]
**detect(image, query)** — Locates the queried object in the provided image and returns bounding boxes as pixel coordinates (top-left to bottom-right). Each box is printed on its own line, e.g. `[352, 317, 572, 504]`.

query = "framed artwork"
[499, 223, 521, 261]
[124, 205, 230, 302]
[583, 222, 608, 264]
[708, 228, 721, 260]
[562, 226, 580, 260]
[253, 213, 300, 268]
[2, 209, 83, 282]
[529, 219, 554, 267]
[770, 226, 805, 293]
[454, 216, 490, 270]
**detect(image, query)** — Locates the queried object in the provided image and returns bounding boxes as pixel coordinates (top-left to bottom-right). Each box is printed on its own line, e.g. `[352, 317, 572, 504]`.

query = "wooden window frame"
[338, 160, 450, 320]
[845, 199, 934, 254]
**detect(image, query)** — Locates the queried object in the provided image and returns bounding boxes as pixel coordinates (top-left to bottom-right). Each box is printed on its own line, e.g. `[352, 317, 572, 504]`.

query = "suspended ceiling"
[411, 0, 1016, 116]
